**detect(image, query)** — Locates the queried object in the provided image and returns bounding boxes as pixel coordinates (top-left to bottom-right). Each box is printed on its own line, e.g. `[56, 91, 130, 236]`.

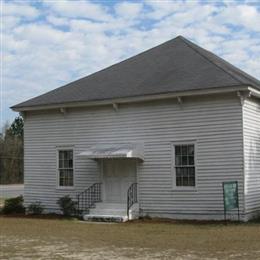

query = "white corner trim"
[237, 90, 253, 106]
[241, 98, 247, 217]
[237, 91, 245, 106]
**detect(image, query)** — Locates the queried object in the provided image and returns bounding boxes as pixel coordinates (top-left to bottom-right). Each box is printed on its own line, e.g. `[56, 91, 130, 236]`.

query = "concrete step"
[89, 208, 127, 216]
[82, 203, 139, 222]
[83, 214, 128, 223]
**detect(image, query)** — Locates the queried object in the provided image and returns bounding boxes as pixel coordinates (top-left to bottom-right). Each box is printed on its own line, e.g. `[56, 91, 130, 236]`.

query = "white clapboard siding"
[24, 93, 244, 219]
[243, 97, 260, 219]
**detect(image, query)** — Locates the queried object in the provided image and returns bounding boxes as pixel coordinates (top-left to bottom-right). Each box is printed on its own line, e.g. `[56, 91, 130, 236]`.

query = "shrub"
[57, 195, 77, 217]
[27, 202, 44, 215]
[2, 196, 25, 214]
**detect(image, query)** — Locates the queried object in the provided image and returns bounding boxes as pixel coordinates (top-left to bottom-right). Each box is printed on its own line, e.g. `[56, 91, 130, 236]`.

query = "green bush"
[57, 195, 77, 217]
[2, 196, 25, 214]
[27, 202, 44, 215]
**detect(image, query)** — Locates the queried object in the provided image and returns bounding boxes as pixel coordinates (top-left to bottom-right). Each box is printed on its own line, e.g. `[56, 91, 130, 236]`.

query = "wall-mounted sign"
[222, 181, 240, 221]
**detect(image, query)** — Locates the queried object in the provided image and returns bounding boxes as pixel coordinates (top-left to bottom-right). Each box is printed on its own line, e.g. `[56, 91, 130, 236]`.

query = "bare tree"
[0, 117, 24, 184]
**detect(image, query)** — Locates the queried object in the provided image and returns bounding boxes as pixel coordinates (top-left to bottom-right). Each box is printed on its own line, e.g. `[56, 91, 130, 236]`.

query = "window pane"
[59, 151, 64, 160]
[59, 150, 73, 169]
[175, 166, 195, 187]
[189, 167, 195, 177]
[183, 167, 188, 177]
[175, 146, 181, 155]
[188, 145, 194, 155]
[176, 177, 182, 186]
[59, 169, 74, 187]
[59, 151, 64, 167]
[68, 169, 73, 186]
[182, 156, 188, 166]
[69, 158, 73, 168]
[64, 151, 69, 161]
[188, 167, 195, 186]
[65, 169, 69, 186]
[68, 151, 73, 160]
[189, 175, 195, 186]
[63, 159, 69, 168]
[188, 156, 194, 166]
[181, 145, 188, 155]
[59, 159, 63, 168]
[176, 167, 182, 177]
[183, 177, 189, 186]
[175, 156, 182, 166]
[59, 169, 65, 186]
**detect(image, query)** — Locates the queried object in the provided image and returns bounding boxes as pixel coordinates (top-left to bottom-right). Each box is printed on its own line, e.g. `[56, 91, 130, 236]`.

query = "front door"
[103, 159, 136, 203]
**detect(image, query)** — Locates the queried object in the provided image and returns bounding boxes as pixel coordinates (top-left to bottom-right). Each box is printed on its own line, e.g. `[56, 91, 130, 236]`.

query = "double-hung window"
[173, 143, 196, 187]
[58, 150, 74, 187]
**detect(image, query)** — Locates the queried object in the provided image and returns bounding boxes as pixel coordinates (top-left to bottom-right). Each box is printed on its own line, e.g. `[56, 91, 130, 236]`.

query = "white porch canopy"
[78, 143, 144, 161]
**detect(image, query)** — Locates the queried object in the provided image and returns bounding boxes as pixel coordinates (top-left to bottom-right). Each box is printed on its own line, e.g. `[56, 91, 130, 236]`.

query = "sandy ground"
[0, 218, 260, 260]
[2, 235, 258, 260]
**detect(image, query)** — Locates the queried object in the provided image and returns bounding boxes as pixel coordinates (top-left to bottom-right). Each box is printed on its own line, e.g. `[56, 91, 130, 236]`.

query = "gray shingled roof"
[12, 36, 260, 110]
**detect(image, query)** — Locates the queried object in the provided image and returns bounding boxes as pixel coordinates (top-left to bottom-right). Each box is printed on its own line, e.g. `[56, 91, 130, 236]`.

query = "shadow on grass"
[0, 212, 78, 221]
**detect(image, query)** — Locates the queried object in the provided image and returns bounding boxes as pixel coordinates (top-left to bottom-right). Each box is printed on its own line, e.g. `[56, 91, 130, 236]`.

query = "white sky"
[1, 0, 260, 129]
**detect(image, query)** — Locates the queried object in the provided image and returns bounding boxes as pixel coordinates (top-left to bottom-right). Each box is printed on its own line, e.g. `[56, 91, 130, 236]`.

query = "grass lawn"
[0, 217, 260, 260]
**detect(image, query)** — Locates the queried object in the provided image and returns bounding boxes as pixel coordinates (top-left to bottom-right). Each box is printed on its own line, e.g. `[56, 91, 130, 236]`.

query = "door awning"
[78, 143, 144, 161]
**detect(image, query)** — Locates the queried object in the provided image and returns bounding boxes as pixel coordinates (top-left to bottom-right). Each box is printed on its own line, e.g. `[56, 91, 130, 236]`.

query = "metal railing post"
[127, 183, 138, 218]
[75, 183, 102, 216]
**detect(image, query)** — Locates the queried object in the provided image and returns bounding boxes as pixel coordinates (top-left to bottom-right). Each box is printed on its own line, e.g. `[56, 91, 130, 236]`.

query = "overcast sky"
[1, 0, 260, 129]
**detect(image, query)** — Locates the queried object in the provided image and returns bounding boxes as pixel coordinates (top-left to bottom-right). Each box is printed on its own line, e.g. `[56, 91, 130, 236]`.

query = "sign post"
[222, 181, 239, 221]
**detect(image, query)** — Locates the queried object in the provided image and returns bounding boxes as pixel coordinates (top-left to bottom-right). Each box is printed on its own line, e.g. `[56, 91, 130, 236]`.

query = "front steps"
[83, 203, 139, 222]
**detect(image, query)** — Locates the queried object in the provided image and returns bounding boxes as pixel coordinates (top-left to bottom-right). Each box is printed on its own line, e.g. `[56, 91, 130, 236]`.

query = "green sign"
[222, 181, 240, 221]
[223, 181, 239, 211]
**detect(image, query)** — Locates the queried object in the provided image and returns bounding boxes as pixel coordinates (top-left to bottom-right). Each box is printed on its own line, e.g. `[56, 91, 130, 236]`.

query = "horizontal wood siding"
[24, 93, 244, 219]
[243, 97, 260, 219]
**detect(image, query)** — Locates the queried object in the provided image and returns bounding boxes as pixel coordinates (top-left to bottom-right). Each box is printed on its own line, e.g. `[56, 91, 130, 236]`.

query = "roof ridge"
[178, 36, 245, 85]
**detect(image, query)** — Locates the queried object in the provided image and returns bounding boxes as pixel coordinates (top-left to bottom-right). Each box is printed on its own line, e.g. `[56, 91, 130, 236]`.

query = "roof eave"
[11, 85, 252, 112]
[249, 87, 260, 99]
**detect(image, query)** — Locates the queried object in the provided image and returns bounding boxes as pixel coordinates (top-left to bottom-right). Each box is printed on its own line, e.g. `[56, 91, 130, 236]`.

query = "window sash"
[59, 169, 73, 186]
[174, 144, 196, 187]
[59, 150, 73, 169]
[58, 150, 74, 187]
[175, 166, 195, 187]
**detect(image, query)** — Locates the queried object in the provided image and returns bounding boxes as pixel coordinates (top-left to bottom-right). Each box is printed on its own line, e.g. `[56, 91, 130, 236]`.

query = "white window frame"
[172, 141, 197, 190]
[56, 146, 75, 189]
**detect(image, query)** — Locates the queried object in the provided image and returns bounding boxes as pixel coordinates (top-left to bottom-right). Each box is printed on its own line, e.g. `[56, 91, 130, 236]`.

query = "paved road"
[0, 184, 24, 198]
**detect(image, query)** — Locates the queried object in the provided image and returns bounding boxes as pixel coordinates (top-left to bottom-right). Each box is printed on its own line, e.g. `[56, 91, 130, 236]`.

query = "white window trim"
[171, 140, 197, 191]
[56, 146, 75, 190]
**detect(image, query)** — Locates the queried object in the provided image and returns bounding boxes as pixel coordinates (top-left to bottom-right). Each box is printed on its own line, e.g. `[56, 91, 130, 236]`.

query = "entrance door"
[103, 159, 136, 203]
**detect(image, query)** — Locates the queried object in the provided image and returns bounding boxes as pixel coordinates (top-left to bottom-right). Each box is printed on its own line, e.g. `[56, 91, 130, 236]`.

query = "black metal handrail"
[127, 183, 138, 218]
[76, 183, 102, 215]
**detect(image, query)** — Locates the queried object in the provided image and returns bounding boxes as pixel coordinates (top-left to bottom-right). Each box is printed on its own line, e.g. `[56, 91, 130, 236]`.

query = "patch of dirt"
[0, 236, 218, 259]
[1, 218, 260, 259]
[1, 235, 260, 260]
